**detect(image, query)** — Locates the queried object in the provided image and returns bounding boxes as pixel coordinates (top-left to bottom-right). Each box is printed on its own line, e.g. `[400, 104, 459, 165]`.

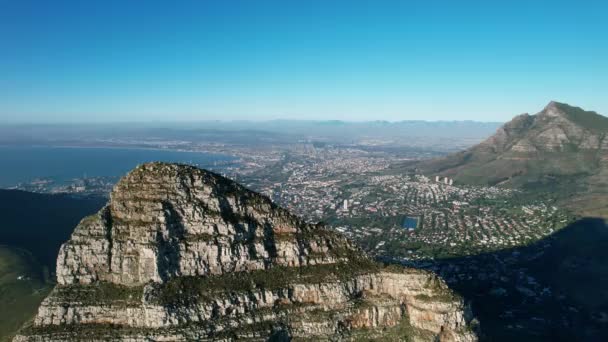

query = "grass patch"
[347, 316, 435, 341]
[0, 246, 51, 342]
[150, 259, 379, 306]
[52, 282, 143, 307]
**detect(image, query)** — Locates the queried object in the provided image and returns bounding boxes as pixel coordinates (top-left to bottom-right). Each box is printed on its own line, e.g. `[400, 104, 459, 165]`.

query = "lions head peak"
[17, 162, 477, 341]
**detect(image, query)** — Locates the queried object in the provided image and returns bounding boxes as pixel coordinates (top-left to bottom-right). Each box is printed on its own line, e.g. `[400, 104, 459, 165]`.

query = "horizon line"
[0, 118, 506, 126]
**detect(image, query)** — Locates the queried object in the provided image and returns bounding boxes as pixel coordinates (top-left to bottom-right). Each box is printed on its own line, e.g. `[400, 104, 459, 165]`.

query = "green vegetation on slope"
[150, 259, 380, 306]
[46, 257, 381, 308]
[555, 102, 608, 133]
[0, 246, 51, 342]
[0, 190, 104, 341]
[52, 282, 143, 307]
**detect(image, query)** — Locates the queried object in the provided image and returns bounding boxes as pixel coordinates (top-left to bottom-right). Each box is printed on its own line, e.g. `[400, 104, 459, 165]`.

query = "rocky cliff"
[16, 162, 477, 341]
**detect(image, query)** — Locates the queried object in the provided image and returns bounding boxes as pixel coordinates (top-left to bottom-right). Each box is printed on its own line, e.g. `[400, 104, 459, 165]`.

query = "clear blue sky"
[0, 0, 606, 123]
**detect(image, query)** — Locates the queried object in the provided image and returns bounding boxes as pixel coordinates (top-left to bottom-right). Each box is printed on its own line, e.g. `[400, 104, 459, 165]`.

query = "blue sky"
[0, 0, 606, 123]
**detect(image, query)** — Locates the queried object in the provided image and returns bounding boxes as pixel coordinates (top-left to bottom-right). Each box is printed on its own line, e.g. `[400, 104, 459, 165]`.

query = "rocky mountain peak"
[418, 102, 608, 216]
[535, 101, 608, 131]
[478, 101, 606, 155]
[18, 163, 478, 341]
[542, 100, 562, 114]
[536, 101, 575, 121]
[57, 162, 351, 286]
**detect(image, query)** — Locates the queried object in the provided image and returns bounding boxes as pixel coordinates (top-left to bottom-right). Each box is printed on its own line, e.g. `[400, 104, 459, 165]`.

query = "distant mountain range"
[0, 120, 501, 149]
[418, 101, 608, 217]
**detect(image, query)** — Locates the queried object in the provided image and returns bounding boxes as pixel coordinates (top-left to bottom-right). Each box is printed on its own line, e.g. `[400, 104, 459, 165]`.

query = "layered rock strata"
[16, 162, 477, 341]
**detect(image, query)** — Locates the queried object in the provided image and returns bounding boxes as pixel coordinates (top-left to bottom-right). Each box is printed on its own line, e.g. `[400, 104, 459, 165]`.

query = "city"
[1, 1, 606, 340]
[9, 141, 575, 262]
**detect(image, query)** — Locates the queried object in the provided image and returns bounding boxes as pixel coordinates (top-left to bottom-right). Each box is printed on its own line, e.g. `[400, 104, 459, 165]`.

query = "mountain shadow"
[0, 189, 106, 274]
[0, 190, 105, 341]
[408, 218, 608, 341]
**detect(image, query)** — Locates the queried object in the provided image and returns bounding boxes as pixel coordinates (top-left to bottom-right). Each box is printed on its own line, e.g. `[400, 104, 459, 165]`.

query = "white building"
[343, 199, 348, 211]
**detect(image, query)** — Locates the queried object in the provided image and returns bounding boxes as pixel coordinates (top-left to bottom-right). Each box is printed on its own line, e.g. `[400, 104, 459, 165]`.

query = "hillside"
[417, 101, 608, 217]
[0, 191, 105, 341]
[0, 246, 50, 342]
[15, 163, 477, 341]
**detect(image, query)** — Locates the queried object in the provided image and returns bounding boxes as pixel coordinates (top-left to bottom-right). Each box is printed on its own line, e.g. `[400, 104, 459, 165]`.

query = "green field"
[0, 246, 51, 342]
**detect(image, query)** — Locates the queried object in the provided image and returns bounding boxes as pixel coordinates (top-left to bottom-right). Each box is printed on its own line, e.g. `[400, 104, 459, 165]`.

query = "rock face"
[417, 101, 608, 217]
[16, 163, 477, 341]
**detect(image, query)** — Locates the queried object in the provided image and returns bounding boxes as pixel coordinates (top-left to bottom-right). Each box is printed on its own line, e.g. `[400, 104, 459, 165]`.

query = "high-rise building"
[435, 176, 440, 182]
[444, 177, 449, 185]
[343, 199, 348, 211]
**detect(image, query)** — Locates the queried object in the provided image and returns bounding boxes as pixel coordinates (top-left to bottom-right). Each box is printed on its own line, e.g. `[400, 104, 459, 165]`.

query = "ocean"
[0, 146, 237, 187]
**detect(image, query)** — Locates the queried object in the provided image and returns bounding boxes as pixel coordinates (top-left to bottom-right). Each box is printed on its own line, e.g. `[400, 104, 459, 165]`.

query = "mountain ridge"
[16, 162, 477, 341]
[417, 101, 608, 217]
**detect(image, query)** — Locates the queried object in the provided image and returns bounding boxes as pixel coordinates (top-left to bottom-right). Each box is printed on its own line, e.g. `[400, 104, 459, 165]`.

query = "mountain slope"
[418, 101, 608, 216]
[0, 191, 105, 341]
[0, 246, 50, 342]
[16, 163, 477, 341]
